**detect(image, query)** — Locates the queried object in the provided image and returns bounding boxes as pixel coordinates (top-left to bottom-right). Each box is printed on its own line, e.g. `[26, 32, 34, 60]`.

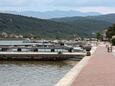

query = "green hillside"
[87, 14, 115, 23]
[51, 16, 112, 35]
[0, 13, 82, 39]
[51, 13, 115, 23]
[0, 13, 114, 39]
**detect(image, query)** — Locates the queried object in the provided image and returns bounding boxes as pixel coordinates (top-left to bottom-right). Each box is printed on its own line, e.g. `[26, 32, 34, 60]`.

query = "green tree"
[106, 24, 115, 40]
[96, 32, 102, 41]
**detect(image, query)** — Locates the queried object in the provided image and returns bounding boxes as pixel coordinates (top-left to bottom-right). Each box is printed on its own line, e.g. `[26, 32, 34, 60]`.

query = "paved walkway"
[72, 45, 115, 86]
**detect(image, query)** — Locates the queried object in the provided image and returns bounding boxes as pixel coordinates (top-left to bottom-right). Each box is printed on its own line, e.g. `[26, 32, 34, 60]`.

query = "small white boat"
[73, 47, 84, 52]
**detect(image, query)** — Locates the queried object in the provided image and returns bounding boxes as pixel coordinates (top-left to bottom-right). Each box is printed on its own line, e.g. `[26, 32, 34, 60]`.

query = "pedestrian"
[107, 44, 112, 52]
[107, 46, 109, 52]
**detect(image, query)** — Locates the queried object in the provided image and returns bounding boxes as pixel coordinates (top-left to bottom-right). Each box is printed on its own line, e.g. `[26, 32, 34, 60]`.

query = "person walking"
[107, 44, 112, 52]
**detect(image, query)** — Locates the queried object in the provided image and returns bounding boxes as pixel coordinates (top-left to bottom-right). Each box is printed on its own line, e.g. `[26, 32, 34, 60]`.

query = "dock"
[0, 52, 86, 61]
[56, 43, 115, 86]
[0, 40, 88, 61]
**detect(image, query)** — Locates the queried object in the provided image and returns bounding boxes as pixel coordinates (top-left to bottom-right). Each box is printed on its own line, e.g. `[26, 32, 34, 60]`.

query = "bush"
[111, 38, 115, 45]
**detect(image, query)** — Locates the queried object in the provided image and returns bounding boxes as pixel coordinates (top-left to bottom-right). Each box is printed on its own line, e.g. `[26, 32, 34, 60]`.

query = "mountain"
[0, 12, 88, 39]
[3, 10, 101, 19]
[51, 13, 115, 31]
[50, 16, 113, 35]
[0, 12, 114, 39]
[87, 14, 115, 23]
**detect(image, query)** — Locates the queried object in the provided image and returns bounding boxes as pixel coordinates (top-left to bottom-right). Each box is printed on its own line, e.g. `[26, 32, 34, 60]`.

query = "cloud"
[0, 0, 115, 14]
[51, 0, 115, 7]
[0, 0, 114, 7]
[78, 7, 115, 14]
[0, 0, 26, 6]
[0, 0, 53, 7]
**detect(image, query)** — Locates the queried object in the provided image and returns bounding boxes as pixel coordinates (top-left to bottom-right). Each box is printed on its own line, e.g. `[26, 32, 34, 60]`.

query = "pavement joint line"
[55, 46, 97, 86]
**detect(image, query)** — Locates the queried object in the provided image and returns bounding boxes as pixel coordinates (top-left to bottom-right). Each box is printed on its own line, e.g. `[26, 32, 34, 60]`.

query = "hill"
[0, 13, 114, 39]
[51, 13, 115, 24]
[86, 14, 115, 23]
[51, 16, 112, 35]
[0, 13, 84, 39]
[3, 10, 101, 19]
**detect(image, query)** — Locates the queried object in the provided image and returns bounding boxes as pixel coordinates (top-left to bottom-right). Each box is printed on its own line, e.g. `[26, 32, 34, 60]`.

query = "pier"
[0, 40, 87, 61]
[0, 52, 86, 61]
[56, 43, 115, 86]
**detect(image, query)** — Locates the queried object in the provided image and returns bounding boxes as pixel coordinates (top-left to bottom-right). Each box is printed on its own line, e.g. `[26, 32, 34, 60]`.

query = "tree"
[96, 32, 102, 41]
[106, 24, 115, 40]
[111, 38, 115, 45]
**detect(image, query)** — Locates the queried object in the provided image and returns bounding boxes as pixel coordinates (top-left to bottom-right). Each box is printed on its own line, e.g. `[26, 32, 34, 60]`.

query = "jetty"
[0, 52, 86, 61]
[0, 40, 87, 60]
[56, 43, 115, 86]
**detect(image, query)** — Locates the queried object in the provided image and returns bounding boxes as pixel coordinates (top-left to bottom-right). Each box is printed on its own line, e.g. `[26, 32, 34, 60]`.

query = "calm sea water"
[0, 40, 79, 86]
[0, 61, 78, 86]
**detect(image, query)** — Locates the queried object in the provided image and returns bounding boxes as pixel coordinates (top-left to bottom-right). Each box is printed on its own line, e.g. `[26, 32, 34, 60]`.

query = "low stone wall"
[0, 53, 85, 61]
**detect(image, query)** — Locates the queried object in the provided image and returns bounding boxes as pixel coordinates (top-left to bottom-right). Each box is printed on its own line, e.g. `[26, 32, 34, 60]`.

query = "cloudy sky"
[0, 0, 115, 14]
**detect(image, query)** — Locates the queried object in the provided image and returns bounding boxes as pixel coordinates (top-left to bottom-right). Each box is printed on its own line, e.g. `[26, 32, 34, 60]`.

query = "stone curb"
[55, 46, 97, 86]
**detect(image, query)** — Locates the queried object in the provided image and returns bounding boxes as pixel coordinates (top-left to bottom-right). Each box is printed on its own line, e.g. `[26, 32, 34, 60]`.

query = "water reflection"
[0, 61, 78, 86]
[0, 61, 73, 67]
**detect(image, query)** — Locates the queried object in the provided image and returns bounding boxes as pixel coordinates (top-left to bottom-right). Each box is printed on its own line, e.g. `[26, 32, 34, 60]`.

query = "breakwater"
[0, 52, 85, 61]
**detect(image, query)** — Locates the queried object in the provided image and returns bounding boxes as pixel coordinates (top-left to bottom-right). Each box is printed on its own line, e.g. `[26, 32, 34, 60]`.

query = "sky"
[0, 0, 115, 14]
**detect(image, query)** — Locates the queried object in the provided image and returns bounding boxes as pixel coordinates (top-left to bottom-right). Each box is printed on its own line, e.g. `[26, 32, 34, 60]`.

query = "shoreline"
[55, 45, 97, 86]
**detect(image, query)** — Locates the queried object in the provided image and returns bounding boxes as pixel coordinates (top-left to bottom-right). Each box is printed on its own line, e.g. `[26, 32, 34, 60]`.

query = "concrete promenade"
[72, 44, 115, 86]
